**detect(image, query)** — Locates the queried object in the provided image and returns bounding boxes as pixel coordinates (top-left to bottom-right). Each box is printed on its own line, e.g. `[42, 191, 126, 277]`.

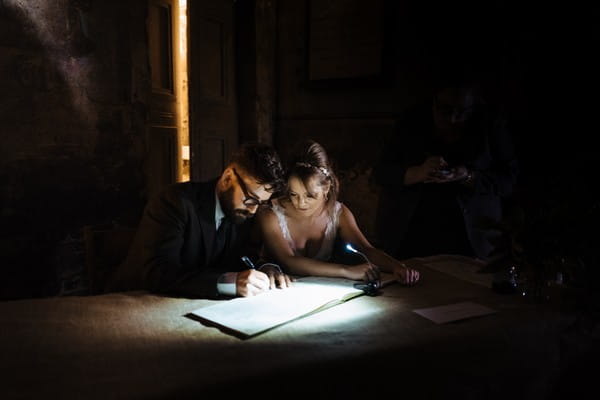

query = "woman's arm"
[337, 204, 420, 285]
[255, 208, 372, 280]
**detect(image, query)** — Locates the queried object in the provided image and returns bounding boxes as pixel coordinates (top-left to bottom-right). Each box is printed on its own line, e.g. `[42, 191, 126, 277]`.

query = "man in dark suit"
[108, 142, 291, 298]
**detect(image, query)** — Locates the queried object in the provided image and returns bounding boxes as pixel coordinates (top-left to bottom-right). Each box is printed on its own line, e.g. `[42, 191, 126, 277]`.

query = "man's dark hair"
[229, 142, 285, 193]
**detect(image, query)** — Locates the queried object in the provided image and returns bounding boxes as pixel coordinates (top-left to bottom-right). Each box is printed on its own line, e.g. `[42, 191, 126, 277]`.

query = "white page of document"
[190, 277, 364, 337]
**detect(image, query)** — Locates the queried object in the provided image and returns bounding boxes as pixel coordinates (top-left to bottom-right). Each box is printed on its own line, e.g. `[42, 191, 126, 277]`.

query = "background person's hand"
[421, 155, 449, 182]
[428, 165, 469, 183]
[236, 269, 270, 296]
[404, 155, 449, 185]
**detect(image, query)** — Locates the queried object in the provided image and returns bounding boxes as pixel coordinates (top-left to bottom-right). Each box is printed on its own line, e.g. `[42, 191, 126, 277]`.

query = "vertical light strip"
[177, 0, 190, 181]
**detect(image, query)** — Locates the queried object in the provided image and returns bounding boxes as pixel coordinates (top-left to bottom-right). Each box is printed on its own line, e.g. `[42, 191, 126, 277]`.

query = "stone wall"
[0, 0, 149, 299]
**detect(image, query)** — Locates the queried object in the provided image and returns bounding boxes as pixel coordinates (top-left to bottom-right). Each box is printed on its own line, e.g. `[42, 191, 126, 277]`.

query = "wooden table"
[0, 255, 591, 399]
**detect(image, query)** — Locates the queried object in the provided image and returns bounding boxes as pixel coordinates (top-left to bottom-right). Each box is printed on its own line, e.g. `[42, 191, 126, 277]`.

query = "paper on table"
[413, 301, 496, 324]
[189, 276, 364, 338]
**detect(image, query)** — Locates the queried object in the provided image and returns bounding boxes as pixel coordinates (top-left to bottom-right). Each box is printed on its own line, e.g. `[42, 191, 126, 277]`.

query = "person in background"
[255, 140, 420, 286]
[108, 142, 292, 298]
[372, 68, 519, 261]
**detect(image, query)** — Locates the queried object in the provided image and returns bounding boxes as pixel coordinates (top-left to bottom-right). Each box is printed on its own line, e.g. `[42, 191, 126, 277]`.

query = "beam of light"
[177, 0, 190, 181]
[287, 297, 386, 332]
[178, 0, 188, 57]
[5, 0, 99, 128]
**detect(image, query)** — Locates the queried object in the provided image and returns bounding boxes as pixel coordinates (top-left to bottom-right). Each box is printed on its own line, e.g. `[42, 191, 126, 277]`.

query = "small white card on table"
[413, 301, 497, 324]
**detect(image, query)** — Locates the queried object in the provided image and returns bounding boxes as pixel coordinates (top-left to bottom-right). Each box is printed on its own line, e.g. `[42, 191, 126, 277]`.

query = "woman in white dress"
[256, 140, 420, 285]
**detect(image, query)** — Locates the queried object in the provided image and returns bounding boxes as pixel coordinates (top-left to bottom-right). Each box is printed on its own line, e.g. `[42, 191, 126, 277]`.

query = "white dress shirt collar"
[214, 190, 225, 230]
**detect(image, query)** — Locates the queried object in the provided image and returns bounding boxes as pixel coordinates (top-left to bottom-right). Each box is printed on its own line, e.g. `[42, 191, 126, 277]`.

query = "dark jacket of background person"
[108, 180, 252, 298]
[372, 101, 519, 261]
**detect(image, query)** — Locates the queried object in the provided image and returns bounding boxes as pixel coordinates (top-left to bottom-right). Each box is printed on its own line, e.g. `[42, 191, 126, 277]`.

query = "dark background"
[0, 0, 597, 300]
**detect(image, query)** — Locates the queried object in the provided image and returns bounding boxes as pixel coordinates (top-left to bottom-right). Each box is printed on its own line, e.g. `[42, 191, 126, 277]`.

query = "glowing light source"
[345, 243, 358, 254]
[345, 243, 369, 264]
[345, 243, 380, 295]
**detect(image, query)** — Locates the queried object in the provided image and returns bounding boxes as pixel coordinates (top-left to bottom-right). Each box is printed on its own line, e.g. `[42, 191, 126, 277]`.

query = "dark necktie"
[213, 217, 230, 260]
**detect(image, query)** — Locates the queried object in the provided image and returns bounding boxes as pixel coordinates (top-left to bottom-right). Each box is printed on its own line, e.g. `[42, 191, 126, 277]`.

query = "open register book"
[189, 276, 376, 338]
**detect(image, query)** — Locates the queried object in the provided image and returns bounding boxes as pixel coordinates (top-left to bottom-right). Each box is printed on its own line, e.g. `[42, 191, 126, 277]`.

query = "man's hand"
[236, 269, 270, 297]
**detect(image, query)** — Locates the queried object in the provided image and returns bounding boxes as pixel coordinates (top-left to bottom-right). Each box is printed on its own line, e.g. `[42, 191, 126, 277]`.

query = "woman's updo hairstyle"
[287, 140, 339, 214]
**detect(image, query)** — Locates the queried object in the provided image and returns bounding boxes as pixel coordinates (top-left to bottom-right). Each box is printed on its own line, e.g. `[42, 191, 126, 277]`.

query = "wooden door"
[146, 0, 179, 197]
[188, 0, 238, 181]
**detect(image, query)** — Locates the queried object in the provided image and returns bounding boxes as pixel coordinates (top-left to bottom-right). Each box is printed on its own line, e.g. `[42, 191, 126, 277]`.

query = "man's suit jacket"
[108, 180, 253, 298]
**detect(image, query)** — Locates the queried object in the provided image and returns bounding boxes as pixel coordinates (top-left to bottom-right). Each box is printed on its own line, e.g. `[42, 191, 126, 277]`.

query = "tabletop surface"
[0, 255, 583, 400]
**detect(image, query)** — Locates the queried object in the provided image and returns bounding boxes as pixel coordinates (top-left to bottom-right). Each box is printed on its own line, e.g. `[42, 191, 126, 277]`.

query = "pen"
[241, 256, 256, 270]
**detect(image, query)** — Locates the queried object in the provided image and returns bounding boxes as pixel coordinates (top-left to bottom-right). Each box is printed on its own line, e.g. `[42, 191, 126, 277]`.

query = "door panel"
[188, 0, 237, 181]
[147, 126, 177, 195]
[196, 18, 226, 100]
[147, 0, 178, 197]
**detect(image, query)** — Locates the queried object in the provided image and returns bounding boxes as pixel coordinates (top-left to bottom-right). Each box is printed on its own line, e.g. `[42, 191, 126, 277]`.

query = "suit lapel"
[195, 179, 219, 266]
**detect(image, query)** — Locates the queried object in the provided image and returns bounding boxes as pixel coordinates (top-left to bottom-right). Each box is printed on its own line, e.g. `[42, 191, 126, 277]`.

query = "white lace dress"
[270, 201, 343, 261]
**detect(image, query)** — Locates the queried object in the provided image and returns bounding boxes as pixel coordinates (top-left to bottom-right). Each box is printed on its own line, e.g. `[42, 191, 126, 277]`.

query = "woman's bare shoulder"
[337, 202, 360, 227]
[338, 202, 354, 217]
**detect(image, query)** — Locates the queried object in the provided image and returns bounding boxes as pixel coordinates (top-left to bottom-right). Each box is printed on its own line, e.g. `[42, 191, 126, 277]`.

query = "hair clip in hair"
[295, 162, 329, 178]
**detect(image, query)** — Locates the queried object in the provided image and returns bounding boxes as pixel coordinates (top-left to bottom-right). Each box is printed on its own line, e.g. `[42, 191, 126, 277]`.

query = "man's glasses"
[232, 168, 271, 207]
